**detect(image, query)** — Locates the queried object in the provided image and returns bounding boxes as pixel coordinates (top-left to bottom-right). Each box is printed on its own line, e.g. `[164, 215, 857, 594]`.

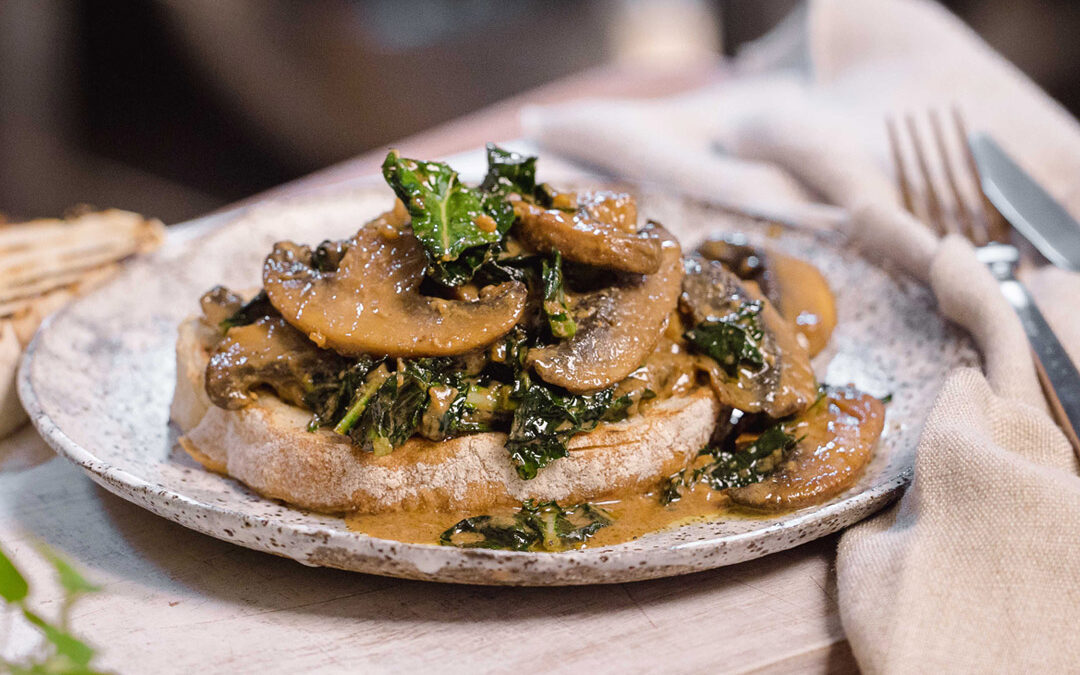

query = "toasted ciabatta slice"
[171, 319, 720, 513]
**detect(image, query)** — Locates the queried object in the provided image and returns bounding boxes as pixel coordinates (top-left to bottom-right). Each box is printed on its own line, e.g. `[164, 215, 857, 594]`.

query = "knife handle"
[999, 278, 1080, 456]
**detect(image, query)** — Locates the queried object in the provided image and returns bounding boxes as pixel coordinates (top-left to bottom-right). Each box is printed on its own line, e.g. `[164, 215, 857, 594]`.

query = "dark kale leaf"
[474, 253, 537, 286]
[658, 472, 688, 506]
[440, 500, 611, 552]
[479, 143, 537, 198]
[329, 357, 506, 454]
[697, 425, 797, 490]
[684, 300, 765, 377]
[426, 242, 496, 287]
[541, 249, 577, 339]
[659, 422, 798, 505]
[303, 356, 382, 432]
[350, 369, 430, 455]
[506, 382, 631, 480]
[219, 290, 275, 332]
[382, 150, 514, 287]
[439, 382, 516, 437]
[439, 514, 539, 551]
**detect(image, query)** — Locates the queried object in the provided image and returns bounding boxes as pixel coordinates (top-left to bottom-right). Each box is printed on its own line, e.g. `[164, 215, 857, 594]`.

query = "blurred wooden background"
[2, 0, 1077, 223]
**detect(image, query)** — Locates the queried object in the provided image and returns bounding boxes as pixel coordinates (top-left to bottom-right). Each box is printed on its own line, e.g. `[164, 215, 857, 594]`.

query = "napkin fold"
[525, 0, 1080, 670]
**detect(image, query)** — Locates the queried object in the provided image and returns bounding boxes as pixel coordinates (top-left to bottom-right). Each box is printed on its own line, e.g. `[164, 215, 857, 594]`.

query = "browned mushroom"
[513, 190, 663, 274]
[205, 315, 343, 410]
[767, 254, 836, 357]
[681, 257, 817, 418]
[697, 236, 836, 357]
[527, 223, 683, 393]
[727, 386, 884, 510]
[263, 227, 528, 357]
[199, 286, 244, 327]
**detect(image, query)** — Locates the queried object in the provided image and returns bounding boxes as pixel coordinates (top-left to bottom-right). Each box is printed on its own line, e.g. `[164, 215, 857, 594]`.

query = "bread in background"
[0, 209, 165, 438]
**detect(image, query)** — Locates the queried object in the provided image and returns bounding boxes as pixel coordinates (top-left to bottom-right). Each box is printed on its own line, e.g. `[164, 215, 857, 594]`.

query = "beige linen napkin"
[525, 0, 1080, 670]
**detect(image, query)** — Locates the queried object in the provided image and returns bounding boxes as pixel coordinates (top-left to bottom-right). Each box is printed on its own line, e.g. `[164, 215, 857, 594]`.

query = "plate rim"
[17, 183, 916, 585]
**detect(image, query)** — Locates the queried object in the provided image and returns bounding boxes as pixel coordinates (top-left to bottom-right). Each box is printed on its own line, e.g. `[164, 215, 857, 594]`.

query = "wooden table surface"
[0, 61, 859, 674]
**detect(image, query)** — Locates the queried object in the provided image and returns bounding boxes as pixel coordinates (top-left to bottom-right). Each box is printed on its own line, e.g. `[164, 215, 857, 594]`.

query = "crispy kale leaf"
[440, 500, 612, 552]
[507, 381, 631, 480]
[219, 290, 275, 332]
[382, 150, 515, 287]
[480, 143, 537, 197]
[541, 249, 576, 339]
[309, 357, 520, 456]
[697, 425, 797, 490]
[660, 422, 798, 505]
[684, 299, 765, 377]
[352, 368, 430, 455]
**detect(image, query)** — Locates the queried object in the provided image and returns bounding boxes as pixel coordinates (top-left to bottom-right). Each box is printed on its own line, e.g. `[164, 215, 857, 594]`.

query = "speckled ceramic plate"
[19, 183, 977, 585]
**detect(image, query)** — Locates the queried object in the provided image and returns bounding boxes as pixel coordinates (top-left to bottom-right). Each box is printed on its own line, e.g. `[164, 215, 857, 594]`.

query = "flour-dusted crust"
[171, 318, 720, 513]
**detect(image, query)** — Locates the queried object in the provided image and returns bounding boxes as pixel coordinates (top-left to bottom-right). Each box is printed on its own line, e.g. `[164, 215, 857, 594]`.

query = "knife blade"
[969, 133, 1080, 271]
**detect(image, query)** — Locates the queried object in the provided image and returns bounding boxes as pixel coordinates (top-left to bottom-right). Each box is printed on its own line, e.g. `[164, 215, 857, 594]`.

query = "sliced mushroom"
[698, 236, 836, 357]
[767, 254, 836, 357]
[527, 223, 683, 393]
[263, 227, 528, 357]
[681, 257, 817, 418]
[199, 286, 244, 328]
[205, 315, 343, 410]
[727, 386, 884, 510]
[513, 191, 662, 274]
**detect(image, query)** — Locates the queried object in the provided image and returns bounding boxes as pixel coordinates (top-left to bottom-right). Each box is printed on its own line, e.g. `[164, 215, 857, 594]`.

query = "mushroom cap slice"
[697, 237, 836, 357]
[765, 253, 836, 358]
[527, 223, 683, 393]
[681, 257, 817, 418]
[514, 191, 663, 274]
[205, 315, 340, 410]
[727, 386, 884, 510]
[263, 227, 527, 357]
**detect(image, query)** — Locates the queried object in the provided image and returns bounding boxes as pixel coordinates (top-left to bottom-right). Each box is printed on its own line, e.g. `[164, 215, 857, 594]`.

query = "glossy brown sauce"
[346, 482, 761, 548]
[346, 388, 883, 549]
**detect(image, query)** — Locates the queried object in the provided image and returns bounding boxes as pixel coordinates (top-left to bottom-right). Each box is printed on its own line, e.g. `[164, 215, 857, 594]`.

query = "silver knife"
[969, 134, 1080, 270]
[969, 134, 1080, 453]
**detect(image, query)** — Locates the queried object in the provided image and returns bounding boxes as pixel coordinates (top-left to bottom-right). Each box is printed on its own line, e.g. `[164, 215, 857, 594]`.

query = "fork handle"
[999, 278, 1080, 455]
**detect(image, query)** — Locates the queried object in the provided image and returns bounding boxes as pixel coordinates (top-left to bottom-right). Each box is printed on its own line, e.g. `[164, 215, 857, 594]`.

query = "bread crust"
[171, 319, 719, 513]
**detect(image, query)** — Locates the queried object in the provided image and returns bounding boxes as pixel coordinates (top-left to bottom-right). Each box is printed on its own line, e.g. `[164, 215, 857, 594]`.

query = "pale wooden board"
[0, 428, 853, 674]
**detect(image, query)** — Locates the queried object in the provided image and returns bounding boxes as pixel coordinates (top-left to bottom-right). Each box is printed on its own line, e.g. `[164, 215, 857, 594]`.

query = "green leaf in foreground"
[0, 546, 29, 602]
[0, 545, 105, 674]
[541, 249, 576, 339]
[684, 300, 765, 377]
[22, 608, 95, 667]
[440, 500, 611, 552]
[40, 548, 101, 596]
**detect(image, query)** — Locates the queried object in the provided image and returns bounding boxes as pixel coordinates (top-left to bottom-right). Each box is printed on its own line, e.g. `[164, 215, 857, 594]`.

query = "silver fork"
[887, 108, 1080, 455]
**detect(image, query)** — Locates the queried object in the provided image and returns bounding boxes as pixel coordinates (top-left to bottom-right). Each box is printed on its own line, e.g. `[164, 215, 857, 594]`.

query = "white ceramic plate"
[19, 184, 976, 585]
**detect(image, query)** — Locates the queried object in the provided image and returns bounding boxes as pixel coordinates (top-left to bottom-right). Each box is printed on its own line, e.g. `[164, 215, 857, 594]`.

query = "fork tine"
[886, 116, 917, 216]
[929, 109, 984, 246]
[905, 114, 948, 234]
[952, 107, 1010, 243]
